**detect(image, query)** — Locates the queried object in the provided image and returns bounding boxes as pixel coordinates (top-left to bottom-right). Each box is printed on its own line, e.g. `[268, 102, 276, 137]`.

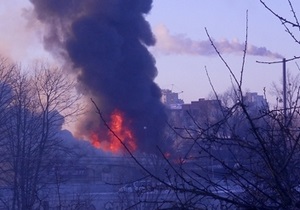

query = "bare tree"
[260, 0, 300, 49]
[149, 9, 300, 208]
[152, 9, 300, 209]
[0, 61, 81, 210]
[89, 8, 300, 209]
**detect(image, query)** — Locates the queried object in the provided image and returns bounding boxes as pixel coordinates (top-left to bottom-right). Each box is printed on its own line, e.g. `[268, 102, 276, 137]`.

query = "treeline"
[0, 58, 82, 210]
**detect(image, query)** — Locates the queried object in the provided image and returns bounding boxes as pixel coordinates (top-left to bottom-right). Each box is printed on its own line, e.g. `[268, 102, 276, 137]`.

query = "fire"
[90, 109, 137, 153]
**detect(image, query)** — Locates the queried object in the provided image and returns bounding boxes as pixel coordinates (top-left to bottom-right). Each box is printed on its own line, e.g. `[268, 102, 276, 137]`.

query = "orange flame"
[90, 109, 137, 153]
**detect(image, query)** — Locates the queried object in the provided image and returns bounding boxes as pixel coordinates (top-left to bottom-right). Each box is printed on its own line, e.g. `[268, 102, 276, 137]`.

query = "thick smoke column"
[30, 0, 168, 154]
[153, 24, 283, 58]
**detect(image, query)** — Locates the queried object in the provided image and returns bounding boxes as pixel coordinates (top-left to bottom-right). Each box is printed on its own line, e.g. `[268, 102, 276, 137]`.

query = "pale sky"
[148, 1, 300, 103]
[1, 0, 299, 103]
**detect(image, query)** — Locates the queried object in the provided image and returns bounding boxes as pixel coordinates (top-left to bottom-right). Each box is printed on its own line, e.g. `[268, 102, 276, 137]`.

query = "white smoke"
[152, 24, 283, 59]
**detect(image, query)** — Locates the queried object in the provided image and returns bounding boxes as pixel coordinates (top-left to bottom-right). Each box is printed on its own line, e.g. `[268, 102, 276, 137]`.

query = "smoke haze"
[0, 2, 52, 65]
[153, 24, 283, 59]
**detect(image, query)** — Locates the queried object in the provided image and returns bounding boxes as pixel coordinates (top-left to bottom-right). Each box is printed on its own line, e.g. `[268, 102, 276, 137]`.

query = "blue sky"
[148, 1, 300, 103]
[1, 1, 299, 103]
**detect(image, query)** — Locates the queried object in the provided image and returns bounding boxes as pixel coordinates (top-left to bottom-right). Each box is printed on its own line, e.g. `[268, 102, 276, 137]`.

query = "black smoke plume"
[30, 0, 168, 154]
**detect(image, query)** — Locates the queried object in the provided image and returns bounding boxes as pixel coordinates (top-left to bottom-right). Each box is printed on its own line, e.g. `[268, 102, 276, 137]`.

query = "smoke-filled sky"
[1, 0, 300, 103]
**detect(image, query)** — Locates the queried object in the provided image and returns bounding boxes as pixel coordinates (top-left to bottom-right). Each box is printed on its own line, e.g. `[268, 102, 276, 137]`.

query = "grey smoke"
[30, 0, 168, 154]
[153, 24, 283, 59]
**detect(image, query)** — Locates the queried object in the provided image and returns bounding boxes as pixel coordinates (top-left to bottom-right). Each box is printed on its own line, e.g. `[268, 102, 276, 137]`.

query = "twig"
[205, 28, 239, 88]
[240, 10, 249, 88]
[256, 56, 300, 64]
[260, 0, 299, 28]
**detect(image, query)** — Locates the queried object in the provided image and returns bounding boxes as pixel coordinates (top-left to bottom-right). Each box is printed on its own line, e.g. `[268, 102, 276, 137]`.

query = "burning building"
[30, 0, 169, 154]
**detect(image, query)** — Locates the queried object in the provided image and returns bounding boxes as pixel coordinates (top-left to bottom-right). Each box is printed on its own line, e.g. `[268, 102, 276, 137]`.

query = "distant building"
[166, 92, 267, 127]
[181, 98, 222, 124]
[161, 89, 184, 109]
[182, 98, 220, 114]
[167, 98, 222, 129]
[243, 92, 268, 111]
